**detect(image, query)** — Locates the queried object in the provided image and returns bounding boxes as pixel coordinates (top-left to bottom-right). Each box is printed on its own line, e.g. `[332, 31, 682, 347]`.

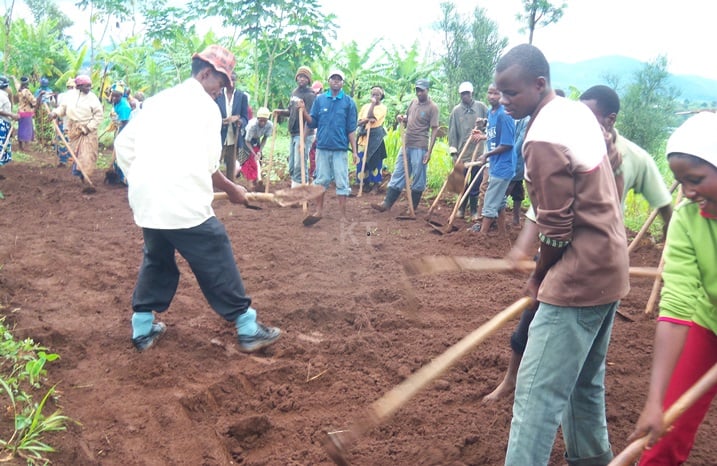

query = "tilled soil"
[0, 150, 715, 465]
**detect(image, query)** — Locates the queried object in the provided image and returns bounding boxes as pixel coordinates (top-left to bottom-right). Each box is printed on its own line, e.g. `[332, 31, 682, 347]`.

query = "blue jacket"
[308, 90, 357, 151]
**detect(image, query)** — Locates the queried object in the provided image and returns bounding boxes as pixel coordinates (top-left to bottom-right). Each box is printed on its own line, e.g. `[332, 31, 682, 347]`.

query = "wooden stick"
[427, 141, 472, 215]
[445, 163, 484, 228]
[400, 129, 415, 217]
[48, 114, 94, 187]
[324, 297, 535, 465]
[627, 181, 679, 254]
[298, 111, 308, 212]
[264, 113, 278, 194]
[357, 124, 371, 197]
[608, 362, 717, 466]
[645, 187, 683, 314]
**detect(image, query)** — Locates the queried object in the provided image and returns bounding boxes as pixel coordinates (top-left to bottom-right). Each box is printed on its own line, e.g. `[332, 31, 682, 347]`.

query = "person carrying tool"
[470, 83, 515, 235]
[54, 79, 76, 167]
[626, 111, 717, 465]
[493, 44, 628, 466]
[0, 76, 18, 167]
[297, 69, 358, 224]
[215, 71, 249, 181]
[241, 106, 273, 191]
[274, 66, 317, 187]
[371, 78, 439, 214]
[448, 81, 488, 219]
[115, 44, 281, 354]
[355, 86, 388, 193]
[49, 74, 103, 191]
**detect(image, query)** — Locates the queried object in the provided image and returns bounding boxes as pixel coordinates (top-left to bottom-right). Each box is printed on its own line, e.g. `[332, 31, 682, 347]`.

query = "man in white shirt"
[115, 44, 281, 353]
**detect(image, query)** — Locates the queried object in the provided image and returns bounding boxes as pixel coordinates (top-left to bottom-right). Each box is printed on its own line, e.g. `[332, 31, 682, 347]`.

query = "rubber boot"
[372, 186, 400, 212]
[468, 195, 478, 219]
[411, 190, 423, 211]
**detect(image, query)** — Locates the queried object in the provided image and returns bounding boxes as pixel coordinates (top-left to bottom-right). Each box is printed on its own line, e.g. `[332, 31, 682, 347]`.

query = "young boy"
[629, 111, 717, 465]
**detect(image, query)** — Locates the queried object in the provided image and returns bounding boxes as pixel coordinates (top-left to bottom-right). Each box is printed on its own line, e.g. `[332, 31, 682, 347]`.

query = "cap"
[192, 44, 236, 86]
[328, 69, 345, 81]
[74, 75, 92, 86]
[415, 79, 430, 90]
[40, 77, 49, 86]
[20, 76, 29, 84]
[295, 66, 313, 81]
[311, 80, 323, 92]
[0, 76, 9, 89]
[257, 107, 271, 119]
[666, 111, 717, 168]
[111, 81, 125, 94]
[66, 78, 76, 88]
[458, 81, 473, 94]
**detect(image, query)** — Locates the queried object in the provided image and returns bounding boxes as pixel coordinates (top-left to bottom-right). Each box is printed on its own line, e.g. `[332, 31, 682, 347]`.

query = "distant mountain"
[551, 56, 717, 104]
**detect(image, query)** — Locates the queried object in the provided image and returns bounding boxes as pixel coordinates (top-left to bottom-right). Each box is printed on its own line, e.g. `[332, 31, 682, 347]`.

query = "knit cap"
[295, 66, 312, 81]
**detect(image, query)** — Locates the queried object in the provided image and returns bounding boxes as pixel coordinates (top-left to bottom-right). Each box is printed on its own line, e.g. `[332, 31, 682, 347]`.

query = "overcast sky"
[10, 0, 717, 81]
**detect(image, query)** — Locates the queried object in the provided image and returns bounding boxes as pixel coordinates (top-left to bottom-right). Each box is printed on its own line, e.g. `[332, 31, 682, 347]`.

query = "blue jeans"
[288, 133, 315, 184]
[314, 148, 350, 196]
[482, 175, 510, 218]
[505, 301, 618, 466]
[387, 147, 427, 191]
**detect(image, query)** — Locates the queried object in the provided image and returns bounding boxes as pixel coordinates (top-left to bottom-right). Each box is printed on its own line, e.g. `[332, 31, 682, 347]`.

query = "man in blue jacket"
[215, 71, 249, 181]
[297, 70, 358, 225]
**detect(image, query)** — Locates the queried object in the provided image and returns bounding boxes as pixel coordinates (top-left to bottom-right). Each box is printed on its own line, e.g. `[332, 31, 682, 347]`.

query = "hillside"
[551, 55, 717, 104]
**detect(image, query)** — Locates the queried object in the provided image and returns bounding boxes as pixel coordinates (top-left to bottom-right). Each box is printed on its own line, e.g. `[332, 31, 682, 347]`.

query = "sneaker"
[238, 324, 281, 352]
[132, 322, 167, 352]
[371, 203, 388, 212]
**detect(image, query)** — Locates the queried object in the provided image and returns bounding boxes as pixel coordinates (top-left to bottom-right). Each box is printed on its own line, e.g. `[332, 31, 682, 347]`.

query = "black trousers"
[132, 217, 251, 322]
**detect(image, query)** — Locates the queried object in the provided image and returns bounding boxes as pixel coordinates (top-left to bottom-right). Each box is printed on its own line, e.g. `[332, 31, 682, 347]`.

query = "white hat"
[458, 82, 474, 94]
[328, 69, 345, 81]
[257, 107, 271, 119]
[666, 111, 717, 168]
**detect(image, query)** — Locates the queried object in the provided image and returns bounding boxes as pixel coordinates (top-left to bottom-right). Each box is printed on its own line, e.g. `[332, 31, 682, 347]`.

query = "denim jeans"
[387, 146, 427, 191]
[481, 175, 510, 218]
[314, 148, 351, 196]
[288, 133, 315, 185]
[505, 301, 618, 466]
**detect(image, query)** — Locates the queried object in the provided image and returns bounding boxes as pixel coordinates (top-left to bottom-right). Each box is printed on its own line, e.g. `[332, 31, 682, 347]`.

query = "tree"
[437, 2, 507, 106]
[189, 0, 337, 108]
[516, 0, 566, 45]
[618, 56, 680, 158]
[74, 0, 134, 64]
[24, 0, 74, 37]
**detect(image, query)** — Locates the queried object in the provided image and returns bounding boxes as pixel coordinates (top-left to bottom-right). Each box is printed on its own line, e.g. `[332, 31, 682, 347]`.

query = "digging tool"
[48, 116, 94, 188]
[357, 124, 371, 197]
[608, 362, 717, 466]
[264, 113, 279, 194]
[213, 184, 324, 207]
[627, 181, 679, 254]
[298, 109, 308, 212]
[395, 129, 416, 220]
[402, 255, 661, 280]
[323, 296, 535, 466]
[429, 164, 485, 234]
[426, 141, 473, 225]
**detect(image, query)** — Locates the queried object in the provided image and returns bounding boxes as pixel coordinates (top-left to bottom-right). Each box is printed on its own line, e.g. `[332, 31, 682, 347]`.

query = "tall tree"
[74, 0, 134, 64]
[438, 2, 507, 106]
[189, 0, 337, 107]
[516, 0, 566, 44]
[618, 55, 680, 158]
[24, 0, 74, 36]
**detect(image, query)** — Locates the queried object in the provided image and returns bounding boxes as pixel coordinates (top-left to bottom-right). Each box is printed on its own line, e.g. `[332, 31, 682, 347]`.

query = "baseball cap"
[458, 81, 473, 94]
[666, 111, 717, 168]
[328, 70, 345, 81]
[257, 107, 271, 119]
[192, 44, 236, 86]
[311, 80, 324, 92]
[415, 79, 430, 90]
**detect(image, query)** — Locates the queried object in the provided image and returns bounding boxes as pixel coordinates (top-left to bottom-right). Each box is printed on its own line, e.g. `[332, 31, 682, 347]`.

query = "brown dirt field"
[0, 148, 715, 466]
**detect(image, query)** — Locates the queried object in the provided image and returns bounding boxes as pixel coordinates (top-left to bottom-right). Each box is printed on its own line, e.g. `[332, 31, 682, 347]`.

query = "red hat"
[192, 45, 235, 85]
[75, 75, 92, 86]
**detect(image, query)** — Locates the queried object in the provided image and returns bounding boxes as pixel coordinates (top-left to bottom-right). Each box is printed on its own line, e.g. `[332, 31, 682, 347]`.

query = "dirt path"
[0, 151, 715, 465]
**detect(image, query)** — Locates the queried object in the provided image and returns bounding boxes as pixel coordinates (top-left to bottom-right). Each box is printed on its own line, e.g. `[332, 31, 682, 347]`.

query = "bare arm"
[212, 170, 248, 205]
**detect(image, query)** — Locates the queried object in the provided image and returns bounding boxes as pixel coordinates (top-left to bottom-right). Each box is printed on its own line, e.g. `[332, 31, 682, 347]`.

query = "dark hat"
[0, 76, 9, 89]
[20, 76, 29, 84]
[415, 79, 430, 90]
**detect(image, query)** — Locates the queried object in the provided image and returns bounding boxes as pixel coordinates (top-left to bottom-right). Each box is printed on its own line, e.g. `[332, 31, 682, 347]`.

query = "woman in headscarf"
[0, 76, 19, 166]
[17, 76, 37, 151]
[49, 74, 103, 191]
[355, 86, 388, 192]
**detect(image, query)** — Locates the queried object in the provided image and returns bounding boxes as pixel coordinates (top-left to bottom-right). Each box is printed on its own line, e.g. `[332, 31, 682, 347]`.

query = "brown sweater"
[524, 96, 629, 307]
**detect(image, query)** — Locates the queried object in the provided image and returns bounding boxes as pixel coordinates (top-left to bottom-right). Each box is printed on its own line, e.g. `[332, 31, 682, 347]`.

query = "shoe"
[132, 322, 167, 352]
[238, 324, 281, 352]
[371, 203, 388, 212]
